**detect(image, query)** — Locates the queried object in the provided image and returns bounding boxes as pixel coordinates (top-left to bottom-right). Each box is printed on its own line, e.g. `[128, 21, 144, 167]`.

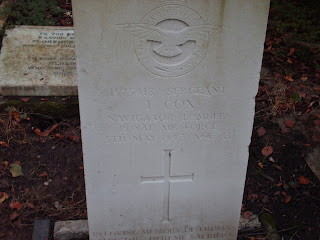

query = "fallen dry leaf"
[67, 135, 80, 143]
[301, 76, 308, 81]
[275, 73, 281, 78]
[41, 98, 48, 101]
[242, 211, 253, 220]
[0, 192, 9, 204]
[314, 120, 320, 125]
[262, 146, 273, 157]
[299, 176, 310, 185]
[39, 172, 48, 178]
[42, 124, 59, 137]
[13, 112, 21, 122]
[287, 58, 293, 64]
[10, 211, 19, 221]
[21, 97, 30, 103]
[257, 127, 266, 137]
[54, 134, 64, 139]
[9, 164, 23, 177]
[285, 119, 295, 128]
[33, 128, 41, 136]
[285, 195, 291, 204]
[287, 47, 295, 56]
[299, 92, 307, 98]
[34, 124, 59, 137]
[0, 141, 8, 147]
[49, 124, 59, 133]
[9, 202, 22, 210]
[26, 202, 35, 209]
[284, 75, 294, 82]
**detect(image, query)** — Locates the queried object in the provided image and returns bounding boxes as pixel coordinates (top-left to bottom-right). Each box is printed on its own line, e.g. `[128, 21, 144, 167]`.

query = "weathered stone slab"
[73, 0, 270, 239]
[238, 215, 261, 230]
[32, 219, 51, 240]
[54, 220, 89, 240]
[0, 26, 77, 96]
[306, 147, 320, 181]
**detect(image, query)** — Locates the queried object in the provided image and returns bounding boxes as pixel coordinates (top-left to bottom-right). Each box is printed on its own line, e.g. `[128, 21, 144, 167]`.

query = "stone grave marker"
[0, 26, 77, 96]
[73, 0, 270, 239]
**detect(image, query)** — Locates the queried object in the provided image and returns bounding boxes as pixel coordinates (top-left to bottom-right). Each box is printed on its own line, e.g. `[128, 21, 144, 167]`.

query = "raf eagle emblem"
[118, 24, 219, 58]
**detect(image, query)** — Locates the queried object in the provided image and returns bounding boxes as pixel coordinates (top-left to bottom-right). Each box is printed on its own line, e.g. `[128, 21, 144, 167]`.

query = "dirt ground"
[0, 0, 319, 240]
[0, 98, 86, 240]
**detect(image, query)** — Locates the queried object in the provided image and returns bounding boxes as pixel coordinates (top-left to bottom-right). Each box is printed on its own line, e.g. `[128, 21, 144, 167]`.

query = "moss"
[0, 0, 65, 27]
[260, 213, 282, 240]
[262, 213, 277, 229]
[0, 100, 79, 119]
[270, 0, 320, 44]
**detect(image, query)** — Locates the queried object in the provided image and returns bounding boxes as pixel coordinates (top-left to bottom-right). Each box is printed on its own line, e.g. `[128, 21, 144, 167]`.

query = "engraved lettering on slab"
[141, 150, 194, 222]
[91, 224, 236, 239]
[0, 26, 77, 95]
[118, 5, 221, 77]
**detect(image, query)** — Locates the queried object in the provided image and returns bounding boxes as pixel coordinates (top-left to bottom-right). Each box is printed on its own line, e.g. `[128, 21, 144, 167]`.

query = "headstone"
[0, 26, 77, 96]
[73, 0, 270, 239]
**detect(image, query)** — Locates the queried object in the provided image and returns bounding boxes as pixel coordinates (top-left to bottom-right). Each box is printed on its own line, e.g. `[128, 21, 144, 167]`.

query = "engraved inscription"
[140, 150, 194, 222]
[1, 28, 76, 86]
[92, 225, 236, 240]
[22, 31, 76, 78]
[118, 5, 221, 77]
[104, 85, 230, 145]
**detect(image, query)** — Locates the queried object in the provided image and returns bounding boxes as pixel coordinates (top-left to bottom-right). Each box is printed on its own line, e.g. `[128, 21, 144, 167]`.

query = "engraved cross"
[140, 149, 194, 223]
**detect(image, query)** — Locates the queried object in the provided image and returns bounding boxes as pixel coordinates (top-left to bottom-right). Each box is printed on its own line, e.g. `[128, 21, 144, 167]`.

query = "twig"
[290, 231, 298, 240]
[294, 40, 320, 49]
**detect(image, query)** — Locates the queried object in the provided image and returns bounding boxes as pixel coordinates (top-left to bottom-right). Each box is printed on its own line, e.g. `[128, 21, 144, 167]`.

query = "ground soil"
[0, 101, 86, 240]
[0, 0, 319, 240]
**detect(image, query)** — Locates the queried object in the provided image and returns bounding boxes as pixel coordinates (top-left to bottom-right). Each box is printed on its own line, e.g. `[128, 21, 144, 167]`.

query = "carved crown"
[159, 0, 185, 5]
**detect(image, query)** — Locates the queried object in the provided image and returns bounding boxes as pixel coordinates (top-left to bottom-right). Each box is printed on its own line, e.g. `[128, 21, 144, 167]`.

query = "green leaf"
[20, 113, 28, 120]
[9, 164, 23, 177]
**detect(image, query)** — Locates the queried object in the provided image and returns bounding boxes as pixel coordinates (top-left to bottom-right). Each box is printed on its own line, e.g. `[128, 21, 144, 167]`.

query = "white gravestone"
[0, 26, 77, 96]
[73, 0, 270, 239]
